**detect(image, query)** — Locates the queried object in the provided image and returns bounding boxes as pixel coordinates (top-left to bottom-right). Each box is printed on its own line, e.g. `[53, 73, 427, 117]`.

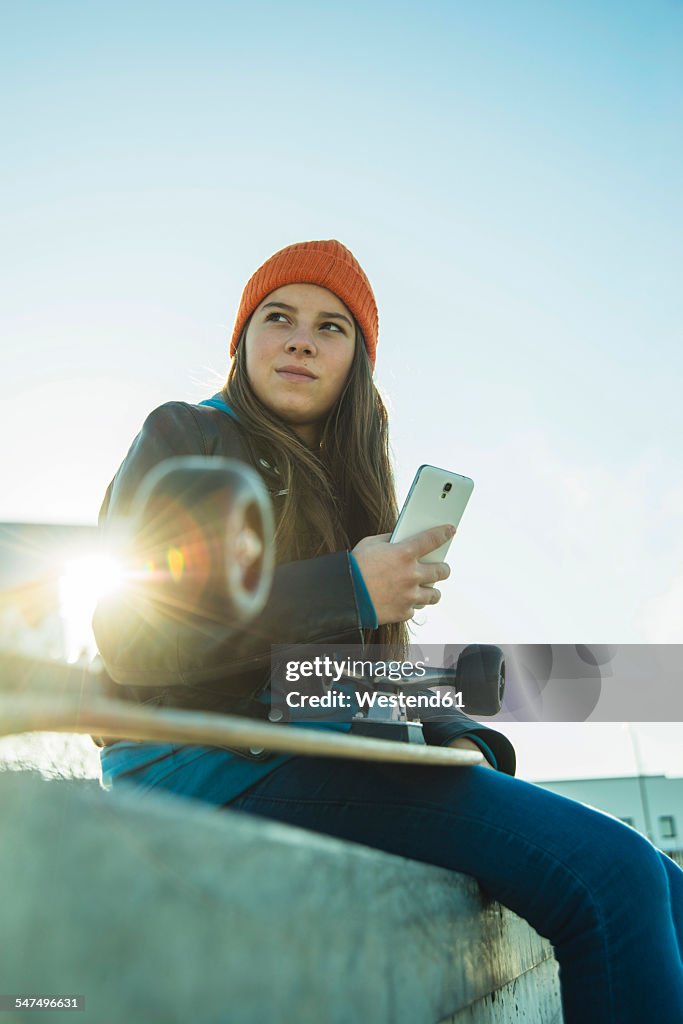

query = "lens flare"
[58, 554, 123, 662]
[167, 547, 185, 581]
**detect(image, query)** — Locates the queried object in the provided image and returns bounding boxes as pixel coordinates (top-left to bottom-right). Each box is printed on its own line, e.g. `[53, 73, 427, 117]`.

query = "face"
[243, 282, 356, 447]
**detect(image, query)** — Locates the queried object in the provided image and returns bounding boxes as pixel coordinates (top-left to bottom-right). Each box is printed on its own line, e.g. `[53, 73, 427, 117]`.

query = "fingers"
[416, 560, 450, 585]
[409, 561, 449, 615]
[353, 529, 452, 624]
[414, 584, 441, 612]
[399, 524, 455, 559]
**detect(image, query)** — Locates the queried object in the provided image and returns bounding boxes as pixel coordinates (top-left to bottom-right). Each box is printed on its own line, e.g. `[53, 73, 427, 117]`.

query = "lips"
[275, 365, 318, 381]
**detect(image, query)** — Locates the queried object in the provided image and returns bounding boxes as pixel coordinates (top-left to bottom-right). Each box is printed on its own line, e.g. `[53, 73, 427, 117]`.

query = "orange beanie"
[230, 239, 378, 370]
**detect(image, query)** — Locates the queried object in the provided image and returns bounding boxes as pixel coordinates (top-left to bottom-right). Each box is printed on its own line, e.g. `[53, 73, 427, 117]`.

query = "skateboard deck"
[0, 651, 482, 767]
[0, 696, 482, 768]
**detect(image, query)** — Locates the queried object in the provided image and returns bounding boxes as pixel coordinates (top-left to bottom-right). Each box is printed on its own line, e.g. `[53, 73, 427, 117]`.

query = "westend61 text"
[284, 657, 427, 684]
[285, 690, 465, 709]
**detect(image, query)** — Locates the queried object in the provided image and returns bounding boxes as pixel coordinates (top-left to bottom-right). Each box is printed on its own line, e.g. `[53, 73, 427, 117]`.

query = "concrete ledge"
[0, 773, 561, 1023]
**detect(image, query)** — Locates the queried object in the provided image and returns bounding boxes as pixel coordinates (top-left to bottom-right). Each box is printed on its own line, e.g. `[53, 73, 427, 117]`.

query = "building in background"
[536, 775, 683, 865]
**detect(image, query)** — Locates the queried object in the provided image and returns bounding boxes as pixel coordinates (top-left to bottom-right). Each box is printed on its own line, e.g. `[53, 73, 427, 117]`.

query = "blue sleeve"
[348, 552, 379, 630]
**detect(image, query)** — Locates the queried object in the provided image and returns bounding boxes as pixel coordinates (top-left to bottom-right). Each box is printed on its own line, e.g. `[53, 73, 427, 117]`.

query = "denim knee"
[562, 809, 669, 921]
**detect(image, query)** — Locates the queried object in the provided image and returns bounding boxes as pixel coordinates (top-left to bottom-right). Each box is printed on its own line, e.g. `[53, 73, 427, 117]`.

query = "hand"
[448, 737, 495, 768]
[351, 525, 454, 625]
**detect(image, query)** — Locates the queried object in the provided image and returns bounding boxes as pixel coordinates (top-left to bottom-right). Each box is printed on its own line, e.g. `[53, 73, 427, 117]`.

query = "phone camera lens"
[443, 482, 452, 493]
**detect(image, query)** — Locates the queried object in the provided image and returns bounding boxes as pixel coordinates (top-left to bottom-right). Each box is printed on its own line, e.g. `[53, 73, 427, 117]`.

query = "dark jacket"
[92, 400, 516, 773]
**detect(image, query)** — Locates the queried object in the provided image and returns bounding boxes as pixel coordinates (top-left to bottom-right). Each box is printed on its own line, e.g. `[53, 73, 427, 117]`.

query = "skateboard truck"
[348, 645, 506, 744]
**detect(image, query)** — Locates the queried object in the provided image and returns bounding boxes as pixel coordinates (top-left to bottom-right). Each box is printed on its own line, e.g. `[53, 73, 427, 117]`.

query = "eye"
[320, 321, 345, 334]
[265, 312, 289, 323]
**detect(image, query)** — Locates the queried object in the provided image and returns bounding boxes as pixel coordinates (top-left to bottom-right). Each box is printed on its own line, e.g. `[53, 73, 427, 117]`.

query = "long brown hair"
[223, 318, 409, 656]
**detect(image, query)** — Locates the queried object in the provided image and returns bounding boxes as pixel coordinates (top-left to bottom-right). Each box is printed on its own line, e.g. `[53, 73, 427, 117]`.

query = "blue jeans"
[221, 756, 683, 1024]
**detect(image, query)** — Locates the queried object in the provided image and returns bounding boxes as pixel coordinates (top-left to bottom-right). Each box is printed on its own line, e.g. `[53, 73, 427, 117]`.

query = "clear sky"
[2, 1, 682, 779]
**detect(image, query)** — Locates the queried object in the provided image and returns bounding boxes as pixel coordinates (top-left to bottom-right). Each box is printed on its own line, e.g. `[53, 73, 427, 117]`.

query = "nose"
[285, 327, 317, 357]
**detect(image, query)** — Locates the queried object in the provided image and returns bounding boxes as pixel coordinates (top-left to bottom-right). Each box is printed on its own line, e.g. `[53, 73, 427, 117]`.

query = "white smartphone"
[390, 464, 474, 563]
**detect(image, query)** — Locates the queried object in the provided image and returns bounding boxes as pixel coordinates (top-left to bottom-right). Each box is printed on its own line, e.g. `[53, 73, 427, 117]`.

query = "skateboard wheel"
[455, 644, 505, 716]
[129, 456, 275, 624]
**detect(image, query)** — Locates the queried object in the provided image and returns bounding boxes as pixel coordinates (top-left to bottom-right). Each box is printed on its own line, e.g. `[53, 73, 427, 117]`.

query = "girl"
[94, 239, 683, 1023]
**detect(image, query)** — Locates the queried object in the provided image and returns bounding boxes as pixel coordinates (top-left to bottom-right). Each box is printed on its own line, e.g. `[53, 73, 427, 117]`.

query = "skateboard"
[0, 652, 487, 767]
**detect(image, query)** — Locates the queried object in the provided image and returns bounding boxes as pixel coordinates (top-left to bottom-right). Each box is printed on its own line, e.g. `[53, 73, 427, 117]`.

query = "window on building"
[618, 817, 635, 827]
[659, 816, 676, 839]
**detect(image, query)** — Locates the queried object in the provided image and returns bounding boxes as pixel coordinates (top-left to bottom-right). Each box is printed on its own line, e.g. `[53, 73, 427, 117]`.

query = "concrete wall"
[0, 772, 562, 1023]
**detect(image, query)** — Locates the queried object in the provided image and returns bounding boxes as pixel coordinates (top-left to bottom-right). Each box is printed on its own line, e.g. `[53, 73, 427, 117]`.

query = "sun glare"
[58, 553, 123, 663]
